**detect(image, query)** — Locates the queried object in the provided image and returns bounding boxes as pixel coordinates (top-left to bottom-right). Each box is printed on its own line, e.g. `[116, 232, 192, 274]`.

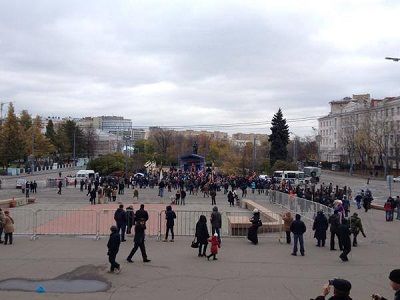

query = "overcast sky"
[0, 0, 399, 136]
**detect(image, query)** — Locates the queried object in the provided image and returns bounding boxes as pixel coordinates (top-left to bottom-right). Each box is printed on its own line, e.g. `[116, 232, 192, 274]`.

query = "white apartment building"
[318, 94, 400, 167]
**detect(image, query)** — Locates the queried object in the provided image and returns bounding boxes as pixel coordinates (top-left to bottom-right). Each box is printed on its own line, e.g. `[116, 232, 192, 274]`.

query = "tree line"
[0, 103, 95, 170]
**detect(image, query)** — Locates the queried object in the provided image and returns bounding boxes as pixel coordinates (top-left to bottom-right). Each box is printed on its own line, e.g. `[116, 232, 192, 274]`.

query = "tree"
[269, 108, 289, 166]
[25, 116, 55, 159]
[83, 124, 97, 159]
[19, 110, 32, 131]
[0, 103, 26, 168]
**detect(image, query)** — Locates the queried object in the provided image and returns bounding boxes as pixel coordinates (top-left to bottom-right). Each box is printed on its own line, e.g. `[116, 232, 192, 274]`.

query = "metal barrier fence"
[8, 207, 285, 240]
[271, 191, 334, 221]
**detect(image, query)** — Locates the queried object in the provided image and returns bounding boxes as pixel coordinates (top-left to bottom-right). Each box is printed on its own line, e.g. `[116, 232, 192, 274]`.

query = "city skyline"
[1, 0, 399, 136]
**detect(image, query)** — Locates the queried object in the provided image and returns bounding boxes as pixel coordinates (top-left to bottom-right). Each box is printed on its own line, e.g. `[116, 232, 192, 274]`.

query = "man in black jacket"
[329, 211, 342, 251]
[126, 220, 151, 263]
[290, 214, 306, 256]
[135, 204, 149, 223]
[107, 225, 121, 274]
[114, 204, 127, 242]
[338, 218, 351, 262]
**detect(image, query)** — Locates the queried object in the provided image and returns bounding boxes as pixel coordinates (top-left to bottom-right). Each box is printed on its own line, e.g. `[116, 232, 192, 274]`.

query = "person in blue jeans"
[290, 214, 306, 256]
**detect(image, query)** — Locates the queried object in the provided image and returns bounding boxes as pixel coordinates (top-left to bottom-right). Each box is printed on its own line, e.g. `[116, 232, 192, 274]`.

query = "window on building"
[397, 121, 400, 130]
[334, 118, 337, 128]
[334, 132, 336, 139]
[334, 142, 336, 149]
[392, 108, 395, 116]
[397, 107, 400, 115]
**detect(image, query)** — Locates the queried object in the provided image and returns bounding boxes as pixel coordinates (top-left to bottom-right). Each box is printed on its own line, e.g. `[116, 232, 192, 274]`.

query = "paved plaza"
[0, 169, 399, 299]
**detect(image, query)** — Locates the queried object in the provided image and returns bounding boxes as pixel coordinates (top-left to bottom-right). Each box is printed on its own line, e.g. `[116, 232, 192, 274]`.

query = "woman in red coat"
[207, 233, 221, 261]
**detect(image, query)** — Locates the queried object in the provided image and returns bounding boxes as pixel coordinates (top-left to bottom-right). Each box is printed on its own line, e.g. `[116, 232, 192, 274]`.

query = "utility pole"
[73, 127, 76, 166]
[31, 131, 35, 174]
[252, 137, 256, 172]
[0, 101, 12, 125]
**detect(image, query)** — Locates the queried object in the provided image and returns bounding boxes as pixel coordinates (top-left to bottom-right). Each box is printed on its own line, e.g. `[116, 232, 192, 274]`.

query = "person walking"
[290, 214, 306, 256]
[126, 206, 135, 235]
[206, 233, 221, 261]
[338, 218, 351, 262]
[210, 189, 217, 206]
[114, 204, 127, 242]
[180, 189, 186, 205]
[164, 205, 176, 242]
[126, 220, 151, 263]
[328, 210, 342, 251]
[210, 206, 222, 243]
[349, 212, 366, 247]
[133, 188, 139, 202]
[57, 179, 62, 195]
[0, 208, 5, 244]
[195, 215, 209, 257]
[107, 225, 121, 274]
[227, 190, 234, 207]
[282, 211, 293, 244]
[313, 211, 328, 247]
[247, 209, 262, 245]
[3, 211, 14, 245]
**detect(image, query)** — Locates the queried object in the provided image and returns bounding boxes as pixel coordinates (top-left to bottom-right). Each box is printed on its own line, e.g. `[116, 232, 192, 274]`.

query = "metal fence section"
[272, 191, 334, 221]
[34, 209, 98, 236]
[97, 209, 161, 238]
[159, 210, 212, 238]
[9, 208, 35, 236]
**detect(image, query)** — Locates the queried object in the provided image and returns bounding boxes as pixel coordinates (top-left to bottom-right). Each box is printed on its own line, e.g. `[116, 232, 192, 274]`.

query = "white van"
[76, 170, 96, 180]
[283, 171, 305, 185]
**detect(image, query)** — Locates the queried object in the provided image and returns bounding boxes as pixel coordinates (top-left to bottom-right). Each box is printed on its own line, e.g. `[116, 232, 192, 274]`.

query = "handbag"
[191, 237, 199, 248]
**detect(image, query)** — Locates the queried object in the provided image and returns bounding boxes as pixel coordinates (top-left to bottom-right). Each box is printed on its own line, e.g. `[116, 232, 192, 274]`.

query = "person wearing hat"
[338, 218, 351, 262]
[210, 206, 222, 243]
[349, 212, 366, 247]
[372, 269, 400, 300]
[282, 211, 293, 244]
[247, 209, 262, 245]
[290, 214, 306, 256]
[107, 225, 121, 274]
[3, 211, 14, 245]
[314, 278, 352, 299]
[206, 233, 221, 261]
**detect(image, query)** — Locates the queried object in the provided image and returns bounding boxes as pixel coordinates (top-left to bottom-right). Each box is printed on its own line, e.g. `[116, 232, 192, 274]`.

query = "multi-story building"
[93, 116, 132, 135]
[131, 128, 146, 142]
[318, 94, 400, 168]
[230, 133, 266, 148]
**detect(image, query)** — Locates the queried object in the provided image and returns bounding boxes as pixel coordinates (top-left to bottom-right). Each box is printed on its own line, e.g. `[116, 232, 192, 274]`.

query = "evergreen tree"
[268, 108, 289, 166]
[0, 103, 26, 168]
[26, 116, 55, 159]
[20, 110, 32, 131]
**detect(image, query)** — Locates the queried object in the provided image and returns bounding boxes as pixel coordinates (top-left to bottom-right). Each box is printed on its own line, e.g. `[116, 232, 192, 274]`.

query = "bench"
[227, 200, 283, 236]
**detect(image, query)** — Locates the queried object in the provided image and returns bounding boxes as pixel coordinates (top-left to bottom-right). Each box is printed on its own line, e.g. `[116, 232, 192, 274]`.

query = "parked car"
[16, 178, 27, 189]
[393, 176, 400, 182]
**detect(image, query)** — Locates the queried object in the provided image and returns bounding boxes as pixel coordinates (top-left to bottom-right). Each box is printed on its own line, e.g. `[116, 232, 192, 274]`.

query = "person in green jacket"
[350, 212, 366, 247]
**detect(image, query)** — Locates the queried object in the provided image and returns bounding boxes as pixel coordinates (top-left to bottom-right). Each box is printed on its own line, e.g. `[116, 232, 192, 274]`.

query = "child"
[207, 233, 220, 261]
[107, 225, 121, 274]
